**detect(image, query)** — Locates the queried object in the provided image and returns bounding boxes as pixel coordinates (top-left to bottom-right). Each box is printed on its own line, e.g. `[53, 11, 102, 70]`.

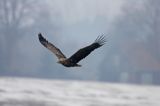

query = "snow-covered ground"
[0, 77, 159, 106]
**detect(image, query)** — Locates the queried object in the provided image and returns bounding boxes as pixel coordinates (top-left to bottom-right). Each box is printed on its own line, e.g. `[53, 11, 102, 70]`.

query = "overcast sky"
[46, 0, 126, 54]
[49, 0, 125, 24]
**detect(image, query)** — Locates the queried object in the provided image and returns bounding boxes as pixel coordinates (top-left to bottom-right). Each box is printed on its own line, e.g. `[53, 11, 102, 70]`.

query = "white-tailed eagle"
[38, 33, 106, 67]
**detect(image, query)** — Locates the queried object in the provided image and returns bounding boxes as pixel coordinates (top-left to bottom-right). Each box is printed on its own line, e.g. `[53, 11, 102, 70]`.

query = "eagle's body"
[38, 33, 106, 67]
[57, 58, 81, 67]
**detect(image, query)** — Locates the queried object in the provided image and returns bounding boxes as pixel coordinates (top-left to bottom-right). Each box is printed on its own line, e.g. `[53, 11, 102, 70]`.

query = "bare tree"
[143, 0, 160, 61]
[99, 0, 160, 84]
[0, 0, 48, 71]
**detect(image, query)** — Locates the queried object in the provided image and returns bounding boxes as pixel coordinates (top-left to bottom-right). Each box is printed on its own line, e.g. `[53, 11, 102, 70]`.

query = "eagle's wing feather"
[68, 35, 106, 63]
[38, 33, 66, 59]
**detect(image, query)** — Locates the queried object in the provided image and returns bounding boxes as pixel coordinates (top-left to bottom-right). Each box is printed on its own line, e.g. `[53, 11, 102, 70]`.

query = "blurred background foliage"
[0, 0, 160, 85]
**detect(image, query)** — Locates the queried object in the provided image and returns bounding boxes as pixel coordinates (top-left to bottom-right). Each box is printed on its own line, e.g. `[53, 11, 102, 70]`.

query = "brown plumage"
[38, 33, 106, 67]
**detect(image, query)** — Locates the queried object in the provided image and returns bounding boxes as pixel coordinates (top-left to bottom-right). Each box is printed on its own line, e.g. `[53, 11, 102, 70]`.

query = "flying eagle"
[38, 33, 106, 67]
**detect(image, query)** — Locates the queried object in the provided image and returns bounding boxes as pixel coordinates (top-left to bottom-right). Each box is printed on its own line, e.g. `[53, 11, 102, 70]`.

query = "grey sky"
[49, 0, 125, 25]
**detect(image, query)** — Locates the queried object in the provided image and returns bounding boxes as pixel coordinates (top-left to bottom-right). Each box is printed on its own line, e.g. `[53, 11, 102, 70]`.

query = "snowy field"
[0, 77, 160, 106]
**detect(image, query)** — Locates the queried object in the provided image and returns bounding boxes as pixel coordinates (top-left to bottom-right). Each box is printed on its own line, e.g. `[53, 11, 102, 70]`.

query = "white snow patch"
[0, 77, 160, 106]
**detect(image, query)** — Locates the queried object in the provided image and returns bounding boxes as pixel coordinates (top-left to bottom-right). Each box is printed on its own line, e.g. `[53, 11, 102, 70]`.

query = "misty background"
[0, 0, 160, 85]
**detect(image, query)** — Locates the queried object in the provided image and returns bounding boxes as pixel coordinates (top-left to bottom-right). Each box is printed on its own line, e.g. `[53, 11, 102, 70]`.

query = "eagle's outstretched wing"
[68, 35, 106, 63]
[38, 33, 66, 59]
